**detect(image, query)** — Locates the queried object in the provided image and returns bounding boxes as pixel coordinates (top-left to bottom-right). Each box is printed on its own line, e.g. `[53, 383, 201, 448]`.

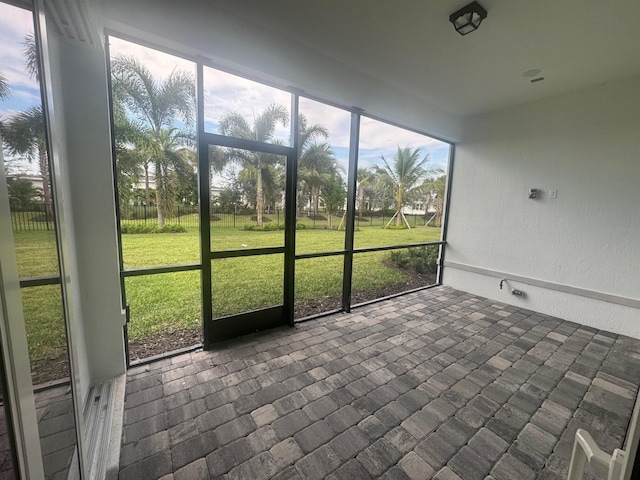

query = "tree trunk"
[435, 198, 443, 227]
[38, 145, 52, 219]
[156, 179, 165, 228]
[357, 185, 364, 220]
[256, 169, 263, 227]
[312, 186, 319, 217]
[144, 161, 151, 206]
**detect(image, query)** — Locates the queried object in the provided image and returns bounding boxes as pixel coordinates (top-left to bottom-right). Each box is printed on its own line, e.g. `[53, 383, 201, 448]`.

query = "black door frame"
[197, 61, 299, 348]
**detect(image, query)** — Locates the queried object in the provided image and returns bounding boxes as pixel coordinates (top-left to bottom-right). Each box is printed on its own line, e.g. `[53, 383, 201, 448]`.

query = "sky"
[108, 36, 451, 180]
[0, 3, 40, 173]
[1, 4, 450, 181]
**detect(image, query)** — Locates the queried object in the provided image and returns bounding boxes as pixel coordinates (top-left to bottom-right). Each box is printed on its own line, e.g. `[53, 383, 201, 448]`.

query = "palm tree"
[356, 167, 376, 220]
[216, 104, 289, 227]
[141, 128, 194, 226]
[376, 146, 431, 228]
[111, 54, 195, 226]
[298, 143, 340, 218]
[0, 36, 53, 217]
[422, 173, 446, 227]
[0, 106, 51, 215]
[296, 115, 331, 217]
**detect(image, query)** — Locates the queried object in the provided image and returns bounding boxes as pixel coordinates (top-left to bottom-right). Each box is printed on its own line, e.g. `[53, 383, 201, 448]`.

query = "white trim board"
[443, 261, 640, 310]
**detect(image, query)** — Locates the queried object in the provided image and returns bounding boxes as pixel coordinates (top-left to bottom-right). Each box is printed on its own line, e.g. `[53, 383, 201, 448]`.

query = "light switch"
[550, 189, 557, 199]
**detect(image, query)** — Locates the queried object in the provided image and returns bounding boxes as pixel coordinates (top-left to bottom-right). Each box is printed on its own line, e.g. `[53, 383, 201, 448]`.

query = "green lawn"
[15, 222, 441, 360]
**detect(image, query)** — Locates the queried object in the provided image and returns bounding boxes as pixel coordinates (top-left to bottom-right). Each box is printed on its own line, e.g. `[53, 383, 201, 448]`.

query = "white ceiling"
[212, 0, 640, 117]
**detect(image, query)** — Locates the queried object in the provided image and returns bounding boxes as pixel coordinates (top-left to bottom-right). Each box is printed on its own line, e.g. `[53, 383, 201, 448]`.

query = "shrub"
[242, 223, 307, 231]
[250, 215, 272, 222]
[121, 224, 187, 234]
[390, 246, 439, 274]
[384, 224, 409, 230]
[243, 223, 285, 231]
[160, 225, 187, 233]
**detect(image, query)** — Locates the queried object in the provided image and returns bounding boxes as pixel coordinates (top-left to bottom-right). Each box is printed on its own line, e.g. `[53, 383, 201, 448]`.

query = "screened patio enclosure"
[110, 38, 451, 358]
[0, 0, 638, 478]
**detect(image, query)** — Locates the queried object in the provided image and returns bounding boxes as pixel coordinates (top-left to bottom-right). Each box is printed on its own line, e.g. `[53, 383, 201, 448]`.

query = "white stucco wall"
[45, 26, 127, 390]
[98, 0, 463, 143]
[444, 75, 640, 338]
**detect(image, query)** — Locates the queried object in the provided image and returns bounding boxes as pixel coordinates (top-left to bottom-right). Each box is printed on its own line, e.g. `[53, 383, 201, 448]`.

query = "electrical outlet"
[550, 189, 557, 199]
[512, 289, 524, 297]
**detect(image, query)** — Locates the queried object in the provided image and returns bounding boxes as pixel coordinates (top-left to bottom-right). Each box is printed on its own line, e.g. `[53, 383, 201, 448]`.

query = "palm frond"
[218, 111, 252, 139]
[0, 106, 44, 160]
[254, 104, 289, 142]
[0, 71, 10, 100]
[22, 34, 39, 82]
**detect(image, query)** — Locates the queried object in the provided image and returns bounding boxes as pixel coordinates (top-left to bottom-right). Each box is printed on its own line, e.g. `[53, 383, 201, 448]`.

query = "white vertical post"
[0, 136, 46, 480]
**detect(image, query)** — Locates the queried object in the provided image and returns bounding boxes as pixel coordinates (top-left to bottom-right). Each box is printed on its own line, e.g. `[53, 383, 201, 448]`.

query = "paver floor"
[118, 286, 640, 479]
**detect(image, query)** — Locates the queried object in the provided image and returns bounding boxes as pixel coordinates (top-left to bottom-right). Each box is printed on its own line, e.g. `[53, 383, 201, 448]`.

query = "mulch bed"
[128, 327, 203, 363]
[31, 355, 70, 386]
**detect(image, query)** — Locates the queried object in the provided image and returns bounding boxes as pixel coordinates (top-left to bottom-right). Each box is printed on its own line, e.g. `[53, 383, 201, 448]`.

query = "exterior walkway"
[118, 286, 640, 479]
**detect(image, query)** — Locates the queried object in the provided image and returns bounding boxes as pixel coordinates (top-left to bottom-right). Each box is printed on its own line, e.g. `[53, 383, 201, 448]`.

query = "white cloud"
[107, 37, 451, 174]
[108, 36, 195, 81]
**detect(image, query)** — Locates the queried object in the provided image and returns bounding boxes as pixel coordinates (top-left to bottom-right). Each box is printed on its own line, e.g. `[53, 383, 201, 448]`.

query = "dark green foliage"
[120, 223, 186, 234]
[7, 177, 42, 209]
[384, 224, 409, 230]
[242, 222, 307, 231]
[390, 246, 439, 274]
[242, 223, 284, 231]
[215, 187, 242, 213]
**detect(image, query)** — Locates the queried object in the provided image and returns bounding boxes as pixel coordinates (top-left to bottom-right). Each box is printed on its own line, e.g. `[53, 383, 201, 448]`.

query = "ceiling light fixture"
[449, 1, 488, 36]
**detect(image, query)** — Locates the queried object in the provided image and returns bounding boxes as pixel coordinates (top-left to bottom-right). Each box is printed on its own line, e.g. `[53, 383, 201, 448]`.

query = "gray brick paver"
[171, 430, 218, 470]
[247, 425, 279, 453]
[214, 414, 256, 446]
[330, 425, 370, 460]
[294, 420, 334, 453]
[118, 451, 172, 480]
[326, 459, 374, 480]
[326, 405, 362, 433]
[118, 286, 640, 480]
[295, 445, 341, 480]
[303, 395, 339, 421]
[122, 413, 167, 444]
[448, 445, 493, 480]
[119, 430, 169, 468]
[357, 438, 402, 477]
[173, 458, 208, 480]
[273, 410, 312, 439]
[227, 451, 278, 480]
[270, 438, 304, 470]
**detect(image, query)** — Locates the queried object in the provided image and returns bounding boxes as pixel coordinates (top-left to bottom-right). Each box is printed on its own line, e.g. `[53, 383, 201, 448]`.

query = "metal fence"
[10, 204, 55, 232]
[11, 203, 437, 232]
[122, 205, 433, 229]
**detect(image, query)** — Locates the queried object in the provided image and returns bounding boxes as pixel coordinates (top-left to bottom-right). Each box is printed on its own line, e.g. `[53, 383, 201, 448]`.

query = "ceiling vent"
[44, 0, 98, 47]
